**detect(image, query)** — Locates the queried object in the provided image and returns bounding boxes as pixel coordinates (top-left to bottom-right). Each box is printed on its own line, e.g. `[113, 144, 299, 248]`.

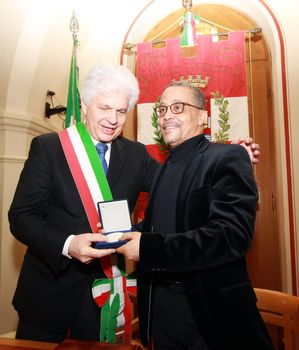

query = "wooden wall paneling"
[245, 35, 281, 290]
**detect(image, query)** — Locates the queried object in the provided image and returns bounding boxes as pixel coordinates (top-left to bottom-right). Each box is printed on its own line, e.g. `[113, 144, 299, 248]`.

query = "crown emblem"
[172, 74, 210, 88]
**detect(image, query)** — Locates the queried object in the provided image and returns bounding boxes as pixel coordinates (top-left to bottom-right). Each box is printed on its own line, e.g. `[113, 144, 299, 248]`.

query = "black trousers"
[16, 287, 101, 343]
[152, 285, 209, 350]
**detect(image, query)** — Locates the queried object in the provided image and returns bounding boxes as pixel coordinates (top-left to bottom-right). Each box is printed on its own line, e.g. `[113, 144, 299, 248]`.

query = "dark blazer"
[137, 135, 274, 350]
[8, 132, 157, 332]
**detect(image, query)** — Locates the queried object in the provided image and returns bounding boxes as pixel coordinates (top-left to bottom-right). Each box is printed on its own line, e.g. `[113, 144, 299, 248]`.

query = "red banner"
[135, 32, 248, 220]
[137, 32, 247, 104]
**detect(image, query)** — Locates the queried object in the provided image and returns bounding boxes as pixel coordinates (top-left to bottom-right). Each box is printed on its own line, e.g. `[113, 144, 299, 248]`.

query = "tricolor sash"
[59, 122, 136, 344]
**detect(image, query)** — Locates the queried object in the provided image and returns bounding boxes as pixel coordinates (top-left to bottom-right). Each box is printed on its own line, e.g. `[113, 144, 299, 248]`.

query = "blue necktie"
[96, 142, 108, 175]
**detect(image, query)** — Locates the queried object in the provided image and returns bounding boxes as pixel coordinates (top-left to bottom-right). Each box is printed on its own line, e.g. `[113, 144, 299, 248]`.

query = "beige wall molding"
[0, 114, 59, 136]
[0, 156, 26, 163]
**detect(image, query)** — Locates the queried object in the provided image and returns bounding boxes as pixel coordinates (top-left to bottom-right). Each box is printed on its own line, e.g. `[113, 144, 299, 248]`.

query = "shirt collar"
[91, 136, 111, 150]
[168, 134, 206, 163]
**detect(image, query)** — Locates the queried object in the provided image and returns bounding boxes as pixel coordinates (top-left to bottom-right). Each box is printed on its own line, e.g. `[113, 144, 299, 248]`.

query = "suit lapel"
[107, 138, 126, 189]
[142, 161, 165, 231]
[176, 137, 209, 231]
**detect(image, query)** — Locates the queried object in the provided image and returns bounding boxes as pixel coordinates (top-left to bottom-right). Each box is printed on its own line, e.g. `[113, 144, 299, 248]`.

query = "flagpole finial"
[182, 0, 192, 11]
[70, 10, 79, 39]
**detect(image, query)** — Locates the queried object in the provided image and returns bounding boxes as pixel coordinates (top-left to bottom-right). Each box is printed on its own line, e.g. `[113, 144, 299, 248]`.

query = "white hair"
[81, 62, 140, 111]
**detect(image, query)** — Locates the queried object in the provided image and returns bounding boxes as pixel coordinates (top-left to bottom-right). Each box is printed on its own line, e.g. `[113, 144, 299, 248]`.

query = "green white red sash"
[58, 122, 136, 344]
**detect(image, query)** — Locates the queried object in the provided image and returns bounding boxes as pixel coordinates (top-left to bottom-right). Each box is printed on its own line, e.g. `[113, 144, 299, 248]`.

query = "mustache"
[161, 122, 181, 128]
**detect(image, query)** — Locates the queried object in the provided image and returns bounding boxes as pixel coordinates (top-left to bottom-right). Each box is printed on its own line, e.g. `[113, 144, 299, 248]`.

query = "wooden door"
[245, 35, 281, 290]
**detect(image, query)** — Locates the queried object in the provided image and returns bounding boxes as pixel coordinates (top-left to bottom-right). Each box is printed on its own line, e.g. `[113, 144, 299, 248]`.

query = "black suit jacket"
[137, 135, 274, 350]
[8, 132, 157, 332]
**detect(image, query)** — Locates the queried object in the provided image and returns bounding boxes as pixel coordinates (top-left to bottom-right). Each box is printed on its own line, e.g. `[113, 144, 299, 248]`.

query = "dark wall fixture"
[45, 90, 66, 118]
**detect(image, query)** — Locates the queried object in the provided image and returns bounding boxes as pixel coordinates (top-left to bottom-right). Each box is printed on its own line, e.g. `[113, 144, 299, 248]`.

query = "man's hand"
[116, 231, 141, 262]
[68, 233, 115, 264]
[232, 137, 260, 164]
